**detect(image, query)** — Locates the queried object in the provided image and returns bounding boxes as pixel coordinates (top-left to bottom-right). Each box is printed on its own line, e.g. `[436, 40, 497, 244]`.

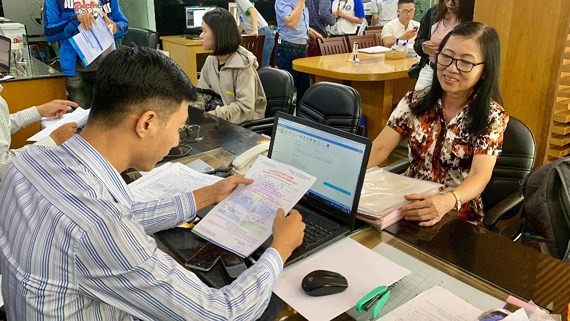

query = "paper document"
[273, 238, 411, 321]
[379, 286, 482, 320]
[28, 107, 90, 142]
[69, 17, 115, 67]
[129, 162, 222, 202]
[192, 155, 316, 257]
[358, 46, 391, 54]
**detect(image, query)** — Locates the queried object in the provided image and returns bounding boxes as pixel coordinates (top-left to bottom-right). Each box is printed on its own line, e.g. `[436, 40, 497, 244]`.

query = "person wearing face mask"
[0, 89, 78, 180]
[368, 22, 509, 227]
[413, 0, 474, 90]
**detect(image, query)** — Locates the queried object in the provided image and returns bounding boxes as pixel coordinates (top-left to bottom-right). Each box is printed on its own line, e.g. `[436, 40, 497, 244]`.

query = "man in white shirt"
[370, 0, 397, 27]
[381, 0, 420, 48]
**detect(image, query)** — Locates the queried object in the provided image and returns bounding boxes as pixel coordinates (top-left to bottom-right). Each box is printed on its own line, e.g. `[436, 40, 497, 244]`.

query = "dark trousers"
[276, 42, 310, 107]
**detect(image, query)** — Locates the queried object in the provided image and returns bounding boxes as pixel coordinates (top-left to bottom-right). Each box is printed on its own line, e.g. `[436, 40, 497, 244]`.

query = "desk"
[155, 110, 570, 319]
[292, 53, 418, 139]
[1, 58, 66, 149]
[161, 35, 212, 85]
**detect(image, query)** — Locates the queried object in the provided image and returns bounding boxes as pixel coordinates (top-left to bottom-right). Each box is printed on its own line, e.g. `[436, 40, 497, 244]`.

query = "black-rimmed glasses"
[436, 52, 485, 73]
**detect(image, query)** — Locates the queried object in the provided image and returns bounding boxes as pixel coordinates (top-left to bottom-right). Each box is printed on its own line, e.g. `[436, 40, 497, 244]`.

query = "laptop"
[0, 34, 10, 75]
[266, 112, 371, 265]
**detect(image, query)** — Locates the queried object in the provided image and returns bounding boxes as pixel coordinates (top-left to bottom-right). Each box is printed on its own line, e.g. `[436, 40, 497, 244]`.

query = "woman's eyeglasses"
[436, 52, 485, 73]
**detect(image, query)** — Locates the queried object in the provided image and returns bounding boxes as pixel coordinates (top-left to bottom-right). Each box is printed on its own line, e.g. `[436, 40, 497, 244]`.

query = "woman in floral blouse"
[368, 22, 509, 227]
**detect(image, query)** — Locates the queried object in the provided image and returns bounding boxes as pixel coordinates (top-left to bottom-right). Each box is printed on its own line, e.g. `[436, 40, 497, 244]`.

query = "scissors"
[356, 285, 391, 320]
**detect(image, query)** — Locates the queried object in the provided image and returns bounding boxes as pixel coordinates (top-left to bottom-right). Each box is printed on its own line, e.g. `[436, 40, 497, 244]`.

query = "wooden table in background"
[293, 53, 418, 139]
[161, 35, 212, 85]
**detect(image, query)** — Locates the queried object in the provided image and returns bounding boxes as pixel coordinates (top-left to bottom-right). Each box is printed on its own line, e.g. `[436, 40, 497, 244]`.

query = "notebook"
[267, 113, 371, 265]
[0, 35, 11, 75]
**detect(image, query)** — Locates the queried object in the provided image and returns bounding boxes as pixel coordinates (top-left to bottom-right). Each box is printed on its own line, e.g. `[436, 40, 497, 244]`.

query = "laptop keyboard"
[301, 218, 333, 248]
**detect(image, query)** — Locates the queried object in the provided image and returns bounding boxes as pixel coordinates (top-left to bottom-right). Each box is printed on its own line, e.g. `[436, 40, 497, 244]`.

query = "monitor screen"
[0, 35, 10, 70]
[185, 7, 209, 29]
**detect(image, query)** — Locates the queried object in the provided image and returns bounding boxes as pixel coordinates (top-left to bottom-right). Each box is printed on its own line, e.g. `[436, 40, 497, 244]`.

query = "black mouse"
[301, 270, 348, 297]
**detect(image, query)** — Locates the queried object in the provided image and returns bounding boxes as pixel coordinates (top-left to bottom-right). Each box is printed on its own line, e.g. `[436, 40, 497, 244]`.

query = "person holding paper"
[0, 93, 78, 180]
[367, 22, 509, 227]
[44, 0, 128, 108]
[0, 46, 305, 321]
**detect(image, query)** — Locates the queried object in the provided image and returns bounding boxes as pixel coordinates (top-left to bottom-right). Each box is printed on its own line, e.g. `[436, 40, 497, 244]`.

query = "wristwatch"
[450, 191, 462, 211]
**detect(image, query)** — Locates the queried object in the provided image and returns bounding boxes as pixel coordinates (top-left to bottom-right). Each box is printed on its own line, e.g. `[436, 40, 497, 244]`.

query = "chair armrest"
[240, 117, 275, 136]
[483, 192, 524, 227]
[384, 159, 410, 174]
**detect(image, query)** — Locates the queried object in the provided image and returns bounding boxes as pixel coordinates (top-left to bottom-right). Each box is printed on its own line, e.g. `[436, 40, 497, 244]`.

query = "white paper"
[273, 238, 411, 321]
[379, 286, 482, 321]
[192, 155, 316, 257]
[69, 17, 115, 66]
[357, 46, 391, 54]
[129, 162, 222, 202]
[28, 108, 90, 142]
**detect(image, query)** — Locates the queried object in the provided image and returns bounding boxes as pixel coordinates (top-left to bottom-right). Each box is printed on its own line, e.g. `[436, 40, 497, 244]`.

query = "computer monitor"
[185, 7, 209, 30]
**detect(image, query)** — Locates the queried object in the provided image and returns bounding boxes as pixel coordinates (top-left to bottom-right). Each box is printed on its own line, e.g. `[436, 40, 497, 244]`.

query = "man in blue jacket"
[44, 0, 128, 109]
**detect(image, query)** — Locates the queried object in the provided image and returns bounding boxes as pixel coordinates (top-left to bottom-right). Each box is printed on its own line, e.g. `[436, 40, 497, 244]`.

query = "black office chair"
[296, 82, 362, 134]
[482, 116, 536, 236]
[240, 67, 295, 136]
[122, 27, 160, 49]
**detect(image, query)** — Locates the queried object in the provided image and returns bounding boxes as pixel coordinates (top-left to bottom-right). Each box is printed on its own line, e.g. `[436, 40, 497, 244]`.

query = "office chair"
[122, 27, 160, 49]
[318, 37, 350, 56]
[240, 67, 295, 136]
[296, 82, 362, 134]
[241, 35, 265, 68]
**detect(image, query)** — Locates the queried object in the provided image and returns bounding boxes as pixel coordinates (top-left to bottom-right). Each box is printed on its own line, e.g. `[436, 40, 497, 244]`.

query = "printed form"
[69, 16, 115, 66]
[192, 155, 316, 257]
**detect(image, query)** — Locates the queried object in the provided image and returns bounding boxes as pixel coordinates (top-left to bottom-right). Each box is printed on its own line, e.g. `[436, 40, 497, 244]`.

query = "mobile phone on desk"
[221, 252, 248, 279]
[185, 242, 225, 272]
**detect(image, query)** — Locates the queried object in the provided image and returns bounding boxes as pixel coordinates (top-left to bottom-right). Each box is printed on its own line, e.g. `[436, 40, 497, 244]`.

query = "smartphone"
[185, 242, 225, 272]
[413, 26, 419, 31]
[221, 252, 248, 279]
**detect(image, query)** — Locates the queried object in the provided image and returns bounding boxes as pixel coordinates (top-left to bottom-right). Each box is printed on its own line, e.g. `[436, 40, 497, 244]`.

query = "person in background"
[370, 0, 397, 27]
[307, 0, 336, 56]
[381, 0, 420, 48]
[367, 22, 508, 227]
[236, 0, 275, 67]
[328, 0, 365, 36]
[0, 46, 305, 320]
[0, 94, 77, 180]
[275, 0, 323, 106]
[197, 8, 267, 124]
[44, 0, 128, 109]
[414, 0, 474, 90]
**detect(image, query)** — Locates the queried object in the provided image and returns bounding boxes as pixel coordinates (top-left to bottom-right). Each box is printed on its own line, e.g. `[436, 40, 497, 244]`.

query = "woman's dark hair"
[436, 0, 474, 23]
[203, 8, 241, 56]
[410, 22, 503, 135]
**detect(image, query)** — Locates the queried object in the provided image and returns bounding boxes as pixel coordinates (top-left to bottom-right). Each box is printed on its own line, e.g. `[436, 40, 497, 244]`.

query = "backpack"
[522, 157, 570, 262]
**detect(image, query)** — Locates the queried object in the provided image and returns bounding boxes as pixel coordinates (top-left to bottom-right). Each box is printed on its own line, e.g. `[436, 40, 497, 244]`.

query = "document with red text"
[192, 155, 316, 257]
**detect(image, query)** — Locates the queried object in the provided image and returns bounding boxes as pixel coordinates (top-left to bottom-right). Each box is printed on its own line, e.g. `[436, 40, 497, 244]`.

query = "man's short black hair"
[202, 8, 241, 56]
[89, 46, 196, 128]
[398, 0, 415, 5]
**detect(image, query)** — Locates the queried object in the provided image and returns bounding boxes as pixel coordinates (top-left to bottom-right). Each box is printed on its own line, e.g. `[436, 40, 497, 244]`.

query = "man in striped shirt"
[0, 46, 305, 320]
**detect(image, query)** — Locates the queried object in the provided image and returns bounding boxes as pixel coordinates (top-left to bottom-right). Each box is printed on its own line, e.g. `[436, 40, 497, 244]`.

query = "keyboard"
[301, 218, 333, 249]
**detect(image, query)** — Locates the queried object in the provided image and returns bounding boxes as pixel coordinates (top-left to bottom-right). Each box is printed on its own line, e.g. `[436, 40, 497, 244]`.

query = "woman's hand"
[400, 192, 456, 226]
[422, 41, 438, 57]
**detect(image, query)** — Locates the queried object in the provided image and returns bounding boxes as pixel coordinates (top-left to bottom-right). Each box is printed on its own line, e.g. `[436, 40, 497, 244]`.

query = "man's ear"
[134, 110, 159, 138]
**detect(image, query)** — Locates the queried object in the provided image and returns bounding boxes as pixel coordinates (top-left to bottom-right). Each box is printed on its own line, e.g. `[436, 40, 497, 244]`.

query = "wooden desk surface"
[292, 53, 418, 81]
[161, 35, 207, 47]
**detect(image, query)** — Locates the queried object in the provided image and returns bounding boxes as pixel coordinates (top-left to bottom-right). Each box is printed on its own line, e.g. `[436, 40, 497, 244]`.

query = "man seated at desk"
[0, 47, 305, 320]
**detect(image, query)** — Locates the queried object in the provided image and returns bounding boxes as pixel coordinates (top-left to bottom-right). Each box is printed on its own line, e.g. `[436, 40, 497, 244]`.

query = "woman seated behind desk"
[367, 22, 509, 227]
[196, 8, 266, 124]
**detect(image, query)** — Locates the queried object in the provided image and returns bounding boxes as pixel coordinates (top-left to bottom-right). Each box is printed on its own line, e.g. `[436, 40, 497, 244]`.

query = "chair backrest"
[241, 34, 265, 67]
[318, 37, 350, 56]
[346, 34, 380, 49]
[258, 67, 295, 117]
[122, 27, 160, 49]
[481, 116, 536, 212]
[366, 26, 383, 31]
[297, 82, 362, 134]
[363, 29, 383, 46]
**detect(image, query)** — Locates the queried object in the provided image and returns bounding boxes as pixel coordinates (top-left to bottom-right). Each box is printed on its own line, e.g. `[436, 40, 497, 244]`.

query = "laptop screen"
[268, 113, 370, 226]
[0, 35, 11, 72]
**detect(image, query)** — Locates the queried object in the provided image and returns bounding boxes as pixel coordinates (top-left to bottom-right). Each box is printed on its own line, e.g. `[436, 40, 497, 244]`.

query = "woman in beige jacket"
[197, 8, 267, 124]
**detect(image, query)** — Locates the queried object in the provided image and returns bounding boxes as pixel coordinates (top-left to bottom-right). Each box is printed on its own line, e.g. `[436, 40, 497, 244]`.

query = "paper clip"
[356, 285, 391, 320]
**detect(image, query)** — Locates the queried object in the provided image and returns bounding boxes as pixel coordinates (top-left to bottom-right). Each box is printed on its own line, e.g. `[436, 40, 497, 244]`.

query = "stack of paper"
[357, 45, 391, 54]
[357, 167, 442, 229]
[29, 107, 90, 142]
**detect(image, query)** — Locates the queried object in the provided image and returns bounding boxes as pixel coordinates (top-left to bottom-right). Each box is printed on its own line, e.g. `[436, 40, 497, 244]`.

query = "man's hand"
[400, 29, 418, 41]
[36, 100, 78, 117]
[194, 175, 253, 210]
[270, 209, 305, 262]
[102, 12, 117, 34]
[400, 193, 456, 227]
[332, 9, 340, 18]
[309, 28, 324, 41]
[250, 29, 259, 37]
[77, 12, 96, 31]
[49, 122, 78, 145]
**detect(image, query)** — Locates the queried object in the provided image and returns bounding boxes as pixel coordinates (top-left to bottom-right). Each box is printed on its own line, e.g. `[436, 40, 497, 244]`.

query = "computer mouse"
[301, 270, 348, 297]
